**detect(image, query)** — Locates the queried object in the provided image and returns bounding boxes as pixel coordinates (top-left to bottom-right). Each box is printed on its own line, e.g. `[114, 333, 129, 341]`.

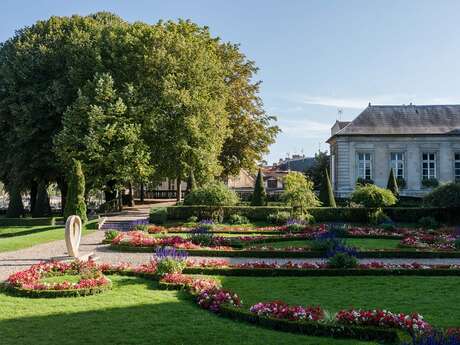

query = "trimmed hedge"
[0, 217, 62, 227]
[221, 304, 401, 343]
[183, 267, 460, 277]
[163, 205, 460, 224]
[109, 244, 460, 259]
[219, 305, 400, 344]
[0, 281, 112, 298]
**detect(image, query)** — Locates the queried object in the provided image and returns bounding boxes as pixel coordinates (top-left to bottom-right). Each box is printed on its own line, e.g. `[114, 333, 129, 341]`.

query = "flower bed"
[400, 233, 458, 251]
[4, 260, 112, 297]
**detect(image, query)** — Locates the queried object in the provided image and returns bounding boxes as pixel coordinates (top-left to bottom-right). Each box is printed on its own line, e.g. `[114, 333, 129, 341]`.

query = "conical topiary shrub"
[251, 168, 267, 206]
[64, 159, 87, 223]
[6, 183, 24, 218]
[387, 168, 399, 197]
[319, 169, 336, 207]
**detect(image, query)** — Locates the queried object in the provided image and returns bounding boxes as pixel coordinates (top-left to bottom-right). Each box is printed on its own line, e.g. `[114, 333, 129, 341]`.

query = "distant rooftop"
[328, 104, 460, 142]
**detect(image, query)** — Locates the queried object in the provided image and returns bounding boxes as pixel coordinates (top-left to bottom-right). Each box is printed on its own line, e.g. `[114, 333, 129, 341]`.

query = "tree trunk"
[176, 178, 182, 202]
[140, 183, 145, 202]
[128, 182, 135, 207]
[105, 180, 117, 202]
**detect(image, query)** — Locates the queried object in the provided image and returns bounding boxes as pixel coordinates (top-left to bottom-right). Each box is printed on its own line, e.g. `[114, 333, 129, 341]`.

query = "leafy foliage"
[251, 168, 267, 206]
[149, 207, 168, 225]
[184, 181, 239, 206]
[228, 214, 249, 225]
[319, 169, 336, 207]
[387, 168, 399, 197]
[351, 184, 397, 208]
[305, 150, 329, 191]
[418, 216, 439, 229]
[424, 183, 460, 208]
[267, 211, 291, 225]
[63, 160, 87, 223]
[282, 172, 320, 211]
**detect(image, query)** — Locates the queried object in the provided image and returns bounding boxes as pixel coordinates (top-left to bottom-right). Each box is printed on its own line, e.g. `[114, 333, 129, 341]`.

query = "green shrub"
[368, 208, 391, 225]
[418, 216, 438, 229]
[286, 220, 305, 232]
[455, 238, 460, 250]
[356, 177, 374, 186]
[282, 172, 320, 212]
[228, 214, 249, 225]
[156, 258, 186, 277]
[0, 217, 58, 226]
[424, 182, 460, 208]
[63, 159, 87, 223]
[183, 181, 239, 206]
[104, 230, 119, 241]
[319, 169, 336, 207]
[351, 184, 397, 208]
[327, 253, 358, 269]
[422, 177, 439, 188]
[267, 211, 291, 225]
[386, 168, 399, 197]
[328, 223, 348, 237]
[149, 207, 168, 224]
[186, 216, 198, 223]
[133, 224, 149, 232]
[381, 223, 396, 232]
[251, 168, 267, 206]
[301, 212, 316, 224]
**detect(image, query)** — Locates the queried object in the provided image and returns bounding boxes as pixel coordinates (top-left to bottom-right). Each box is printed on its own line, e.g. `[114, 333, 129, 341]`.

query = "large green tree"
[54, 73, 152, 199]
[305, 150, 330, 190]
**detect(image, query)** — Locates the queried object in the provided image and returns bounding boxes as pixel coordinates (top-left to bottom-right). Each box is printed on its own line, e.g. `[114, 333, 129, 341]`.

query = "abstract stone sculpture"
[65, 215, 82, 257]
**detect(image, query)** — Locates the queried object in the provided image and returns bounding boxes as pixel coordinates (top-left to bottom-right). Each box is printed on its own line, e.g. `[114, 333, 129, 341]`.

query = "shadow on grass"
[0, 275, 375, 345]
[0, 226, 61, 239]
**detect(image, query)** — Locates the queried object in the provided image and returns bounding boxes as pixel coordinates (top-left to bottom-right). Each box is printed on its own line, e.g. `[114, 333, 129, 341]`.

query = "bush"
[228, 214, 249, 225]
[455, 238, 460, 250]
[328, 223, 348, 237]
[422, 177, 439, 188]
[351, 184, 397, 208]
[183, 181, 239, 206]
[282, 172, 320, 212]
[188, 220, 215, 246]
[251, 168, 267, 206]
[156, 258, 186, 277]
[424, 183, 460, 208]
[310, 232, 345, 252]
[285, 219, 305, 232]
[418, 216, 438, 229]
[149, 207, 168, 224]
[267, 211, 291, 225]
[64, 159, 87, 223]
[133, 224, 149, 232]
[356, 177, 374, 186]
[368, 208, 391, 225]
[301, 212, 316, 224]
[327, 253, 358, 269]
[104, 230, 119, 241]
[186, 216, 198, 223]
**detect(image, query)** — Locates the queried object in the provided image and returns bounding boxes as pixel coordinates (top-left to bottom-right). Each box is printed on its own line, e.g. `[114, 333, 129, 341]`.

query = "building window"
[422, 152, 436, 179]
[357, 152, 372, 180]
[267, 179, 278, 189]
[455, 153, 460, 182]
[390, 152, 405, 179]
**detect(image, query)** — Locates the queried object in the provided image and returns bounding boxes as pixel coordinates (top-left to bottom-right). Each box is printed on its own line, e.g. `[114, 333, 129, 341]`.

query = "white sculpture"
[65, 215, 82, 257]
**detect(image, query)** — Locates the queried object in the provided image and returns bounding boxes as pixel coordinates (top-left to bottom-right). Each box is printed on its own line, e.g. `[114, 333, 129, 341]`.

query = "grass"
[221, 276, 460, 328]
[0, 275, 376, 345]
[41, 274, 81, 284]
[0, 226, 95, 253]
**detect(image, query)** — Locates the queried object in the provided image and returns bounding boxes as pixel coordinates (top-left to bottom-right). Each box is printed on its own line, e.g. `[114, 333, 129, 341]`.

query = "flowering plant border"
[3, 260, 112, 298]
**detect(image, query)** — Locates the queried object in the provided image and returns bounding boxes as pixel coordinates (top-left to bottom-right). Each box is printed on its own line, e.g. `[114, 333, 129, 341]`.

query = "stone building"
[327, 104, 460, 197]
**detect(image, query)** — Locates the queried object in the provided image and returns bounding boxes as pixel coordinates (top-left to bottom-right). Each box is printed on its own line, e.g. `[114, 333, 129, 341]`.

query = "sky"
[2, 0, 460, 164]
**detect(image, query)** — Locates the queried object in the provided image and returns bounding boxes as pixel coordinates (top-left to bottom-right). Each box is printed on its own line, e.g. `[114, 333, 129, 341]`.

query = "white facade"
[329, 135, 460, 197]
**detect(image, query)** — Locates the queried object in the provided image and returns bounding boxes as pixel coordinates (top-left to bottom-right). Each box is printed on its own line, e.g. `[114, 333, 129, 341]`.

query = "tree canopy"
[0, 13, 278, 211]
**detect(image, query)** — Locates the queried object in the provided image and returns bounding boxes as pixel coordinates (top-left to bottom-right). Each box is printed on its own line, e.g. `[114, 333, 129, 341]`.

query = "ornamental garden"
[1, 12, 460, 345]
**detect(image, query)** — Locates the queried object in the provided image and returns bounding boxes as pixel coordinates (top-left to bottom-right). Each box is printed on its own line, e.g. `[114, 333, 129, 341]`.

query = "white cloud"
[298, 94, 460, 109]
[280, 119, 331, 138]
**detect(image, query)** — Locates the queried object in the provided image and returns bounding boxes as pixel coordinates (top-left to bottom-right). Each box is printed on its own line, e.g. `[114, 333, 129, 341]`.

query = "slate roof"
[328, 104, 460, 141]
[276, 157, 316, 172]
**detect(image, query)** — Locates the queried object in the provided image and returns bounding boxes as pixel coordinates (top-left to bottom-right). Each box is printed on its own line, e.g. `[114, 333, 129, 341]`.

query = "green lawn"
[251, 238, 401, 250]
[0, 226, 95, 253]
[0, 275, 375, 345]
[221, 276, 460, 328]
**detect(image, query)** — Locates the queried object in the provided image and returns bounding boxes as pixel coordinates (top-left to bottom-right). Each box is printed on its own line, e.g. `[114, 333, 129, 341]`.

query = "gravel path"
[2, 229, 460, 281]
